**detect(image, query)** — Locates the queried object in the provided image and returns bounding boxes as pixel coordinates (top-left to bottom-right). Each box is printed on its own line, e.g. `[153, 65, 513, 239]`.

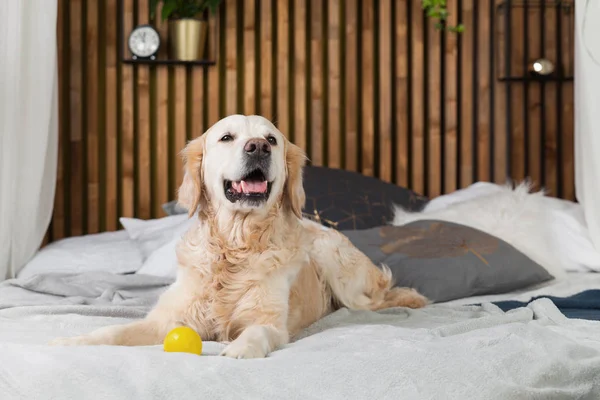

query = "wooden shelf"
[122, 58, 216, 66]
[118, 0, 218, 68]
[498, 74, 574, 83]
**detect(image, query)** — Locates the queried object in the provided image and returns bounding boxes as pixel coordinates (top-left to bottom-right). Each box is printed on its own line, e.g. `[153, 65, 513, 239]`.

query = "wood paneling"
[154, 5, 170, 217]
[275, 0, 290, 138]
[493, 0, 508, 185]
[86, 0, 100, 233]
[476, 0, 492, 184]
[544, 3, 558, 195]
[136, 0, 152, 220]
[361, 0, 375, 177]
[51, 0, 576, 242]
[105, 0, 119, 231]
[327, 0, 341, 170]
[344, 0, 358, 172]
[510, 6, 526, 183]
[310, 0, 324, 166]
[379, 0, 393, 182]
[293, 0, 307, 152]
[427, 10, 442, 197]
[260, 0, 274, 119]
[459, 0, 474, 189]
[410, 0, 425, 195]
[121, 0, 135, 220]
[243, 0, 256, 115]
[395, 0, 410, 188]
[527, 3, 542, 189]
[224, 0, 237, 115]
[443, 0, 458, 193]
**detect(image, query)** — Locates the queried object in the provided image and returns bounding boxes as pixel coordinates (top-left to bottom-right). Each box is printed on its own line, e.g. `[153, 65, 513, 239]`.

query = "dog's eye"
[220, 134, 233, 142]
[267, 136, 277, 145]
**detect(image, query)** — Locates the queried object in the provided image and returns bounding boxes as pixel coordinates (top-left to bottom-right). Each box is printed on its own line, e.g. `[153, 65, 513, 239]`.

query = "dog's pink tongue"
[240, 180, 267, 194]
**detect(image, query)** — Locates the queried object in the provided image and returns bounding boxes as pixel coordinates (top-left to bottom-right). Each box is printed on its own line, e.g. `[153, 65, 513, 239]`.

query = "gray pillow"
[162, 200, 188, 216]
[341, 220, 554, 303]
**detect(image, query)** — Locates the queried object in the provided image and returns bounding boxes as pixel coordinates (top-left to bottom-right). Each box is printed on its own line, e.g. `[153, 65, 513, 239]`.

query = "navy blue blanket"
[493, 289, 600, 321]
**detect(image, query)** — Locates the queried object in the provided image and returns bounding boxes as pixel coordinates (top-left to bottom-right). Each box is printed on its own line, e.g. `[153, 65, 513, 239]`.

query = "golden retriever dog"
[50, 115, 427, 358]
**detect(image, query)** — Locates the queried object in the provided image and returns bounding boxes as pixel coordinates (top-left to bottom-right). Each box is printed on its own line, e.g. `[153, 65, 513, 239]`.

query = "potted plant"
[421, 0, 464, 32]
[150, 0, 222, 61]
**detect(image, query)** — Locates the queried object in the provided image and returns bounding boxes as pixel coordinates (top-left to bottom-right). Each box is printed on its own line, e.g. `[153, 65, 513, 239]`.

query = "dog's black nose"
[244, 138, 271, 157]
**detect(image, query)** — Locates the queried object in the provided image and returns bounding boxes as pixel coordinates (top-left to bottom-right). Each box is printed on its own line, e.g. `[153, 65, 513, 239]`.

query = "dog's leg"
[219, 274, 291, 359]
[220, 324, 288, 359]
[49, 279, 210, 347]
[48, 319, 173, 347]
[311, 228, 429, 311]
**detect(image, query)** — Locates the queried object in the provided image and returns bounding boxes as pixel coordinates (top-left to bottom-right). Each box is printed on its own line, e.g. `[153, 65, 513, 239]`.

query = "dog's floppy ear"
[283, 140, 307, 219]
[177, 135, 206, 217]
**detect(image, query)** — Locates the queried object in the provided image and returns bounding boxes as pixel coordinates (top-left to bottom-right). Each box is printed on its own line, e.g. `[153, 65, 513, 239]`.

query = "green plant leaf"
[451, 24, 465, 33]
[161, 0, 178, 21]
[149, 0, 222, 21]
[422, 0, 463, 33]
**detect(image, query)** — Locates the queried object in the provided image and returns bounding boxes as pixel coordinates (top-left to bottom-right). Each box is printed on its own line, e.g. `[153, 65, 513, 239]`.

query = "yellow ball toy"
[163, 327, 203, 355]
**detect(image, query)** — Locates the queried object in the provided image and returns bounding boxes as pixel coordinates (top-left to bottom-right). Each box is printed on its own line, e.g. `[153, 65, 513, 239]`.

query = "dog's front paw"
[48, 335, 95, 346]
[219, 336, 267, 359]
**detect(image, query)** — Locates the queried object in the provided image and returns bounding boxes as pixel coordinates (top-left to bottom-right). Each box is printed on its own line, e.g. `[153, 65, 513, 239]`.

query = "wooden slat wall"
[50, 0, 575, 241]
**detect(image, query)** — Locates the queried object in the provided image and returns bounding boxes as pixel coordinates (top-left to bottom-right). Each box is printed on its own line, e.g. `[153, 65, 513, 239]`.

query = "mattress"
[1, 270, 600, 399]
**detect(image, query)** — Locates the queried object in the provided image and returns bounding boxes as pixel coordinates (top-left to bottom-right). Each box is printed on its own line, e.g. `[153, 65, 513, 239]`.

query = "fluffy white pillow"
[394, 182, 600, 277]
[17, 230, 143, 279]
[120, 214, 192, 260]
[422, 182, 505, 212]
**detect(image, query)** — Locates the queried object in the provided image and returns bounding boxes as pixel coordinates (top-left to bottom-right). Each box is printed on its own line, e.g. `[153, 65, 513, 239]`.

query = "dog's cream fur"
[50, 115, 427, 358]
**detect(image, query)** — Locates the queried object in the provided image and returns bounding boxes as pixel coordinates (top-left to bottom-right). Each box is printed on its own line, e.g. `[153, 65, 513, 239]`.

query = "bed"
[2, 270, 600, 399]
[2, 171, 600, 399]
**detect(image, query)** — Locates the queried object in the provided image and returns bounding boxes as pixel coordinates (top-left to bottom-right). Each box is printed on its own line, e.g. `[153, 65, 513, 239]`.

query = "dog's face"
[178, 114, 306, 218]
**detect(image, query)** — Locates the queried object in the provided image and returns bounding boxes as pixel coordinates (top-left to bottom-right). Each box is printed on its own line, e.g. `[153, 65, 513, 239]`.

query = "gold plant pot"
[168, 18, 208, 61]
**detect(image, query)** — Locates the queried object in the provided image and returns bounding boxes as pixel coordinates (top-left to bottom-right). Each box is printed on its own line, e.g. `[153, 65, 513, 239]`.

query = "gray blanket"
[1, 272, 600, 400]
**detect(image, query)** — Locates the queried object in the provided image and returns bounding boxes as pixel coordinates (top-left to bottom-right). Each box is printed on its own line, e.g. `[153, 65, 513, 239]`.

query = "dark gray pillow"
[341, 220, 554, 303]
[301, 166, 428, 230]
[162, 166, 430, 226]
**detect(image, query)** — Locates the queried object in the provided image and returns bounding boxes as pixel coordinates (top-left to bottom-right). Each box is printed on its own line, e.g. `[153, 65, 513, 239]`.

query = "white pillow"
[136, 236, 179, 279]
[17, 230, 143, 279]
[423, 182, 504, 212]
[120, 214, 192, 260]
[543, 197, 600, 272]
[394, 181, 600, 276]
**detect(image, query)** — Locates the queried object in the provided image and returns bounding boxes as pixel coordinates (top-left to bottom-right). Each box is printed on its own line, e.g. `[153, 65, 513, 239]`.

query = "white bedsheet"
[1, 272, 600, 399]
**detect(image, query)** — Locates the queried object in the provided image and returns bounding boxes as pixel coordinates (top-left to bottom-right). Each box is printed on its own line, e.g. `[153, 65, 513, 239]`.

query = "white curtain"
[0, 1, 59, 280]
[575, 0, 600, 254]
